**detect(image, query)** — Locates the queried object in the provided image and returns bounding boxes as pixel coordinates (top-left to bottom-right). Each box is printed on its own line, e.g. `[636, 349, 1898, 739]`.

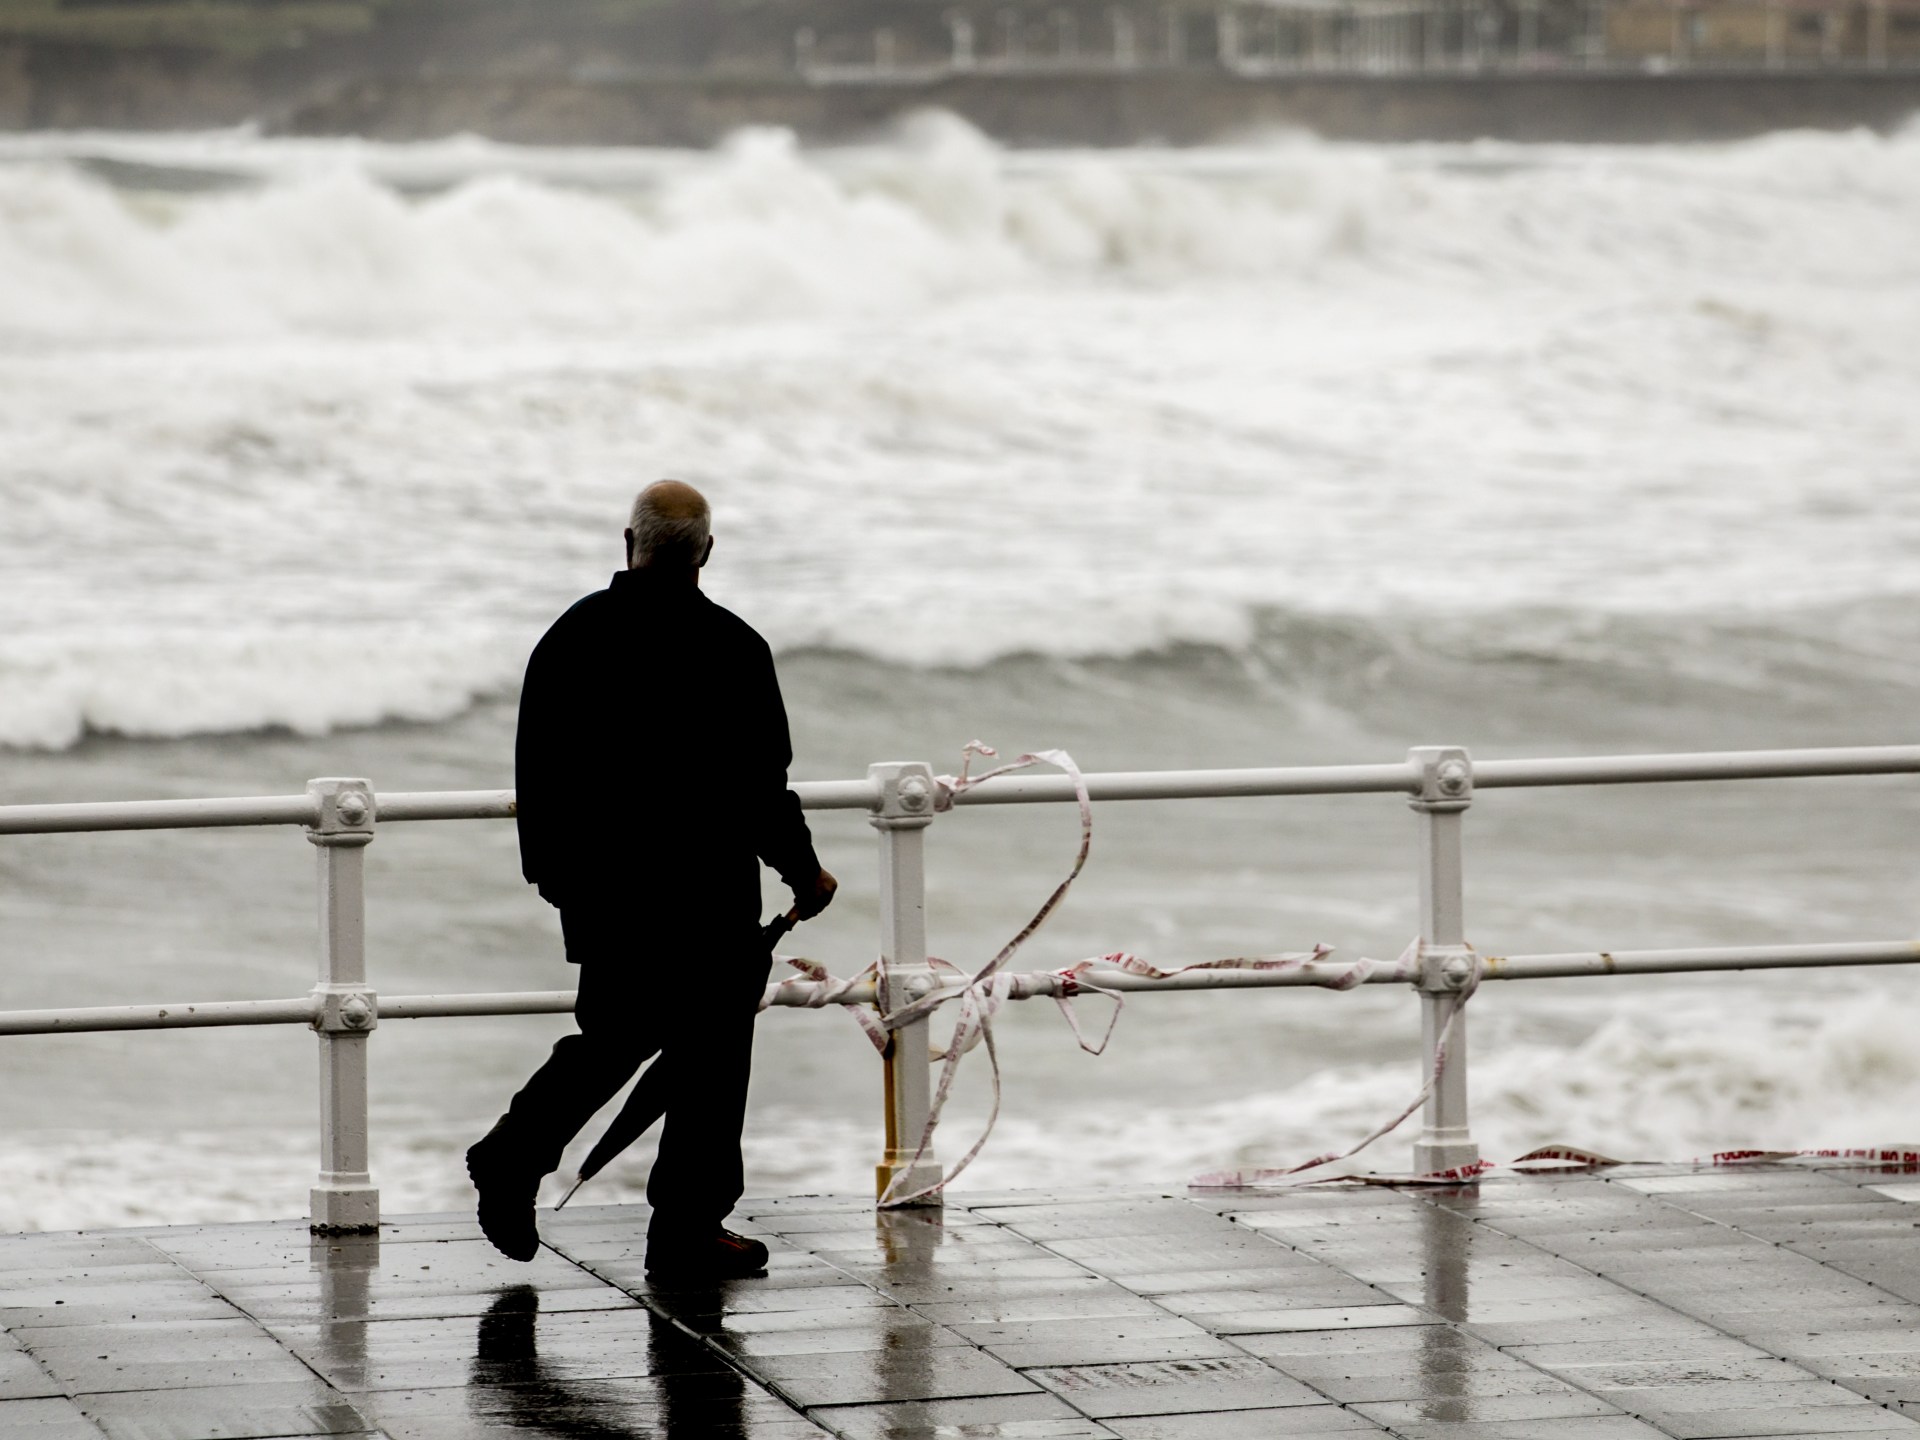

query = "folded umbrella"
[554, 908, 799, 1210]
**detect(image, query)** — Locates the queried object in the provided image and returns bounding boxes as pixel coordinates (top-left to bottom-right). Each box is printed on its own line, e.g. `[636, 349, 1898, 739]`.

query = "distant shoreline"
[5, 39, 1919, 144]
[274, 69, 1920, 147]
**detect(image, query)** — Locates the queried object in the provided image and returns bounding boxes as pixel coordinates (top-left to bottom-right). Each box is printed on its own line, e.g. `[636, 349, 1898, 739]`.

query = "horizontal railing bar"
[375, 790, 516, 823]
[375, 780, 880, 821]
[1484, 940, 1920, 979]
[762, 967, 1388, 1009]
[0, 997, 316, 1035]
[9, 939, 1917, 1035]
[948, 764, 1420, 806]
[899, 964, 1417, 1001]
[1474, 746, 1920, 790]
[956, 747, 1920, 806]
[4, 746, 1917, 836]
[0, 968, 1379, 1035]
[0, 991, 590, 1036]
[1044, 965, 1403, 992]
[0, 782, 879, 835]
[382, 991, 575, 1018]
[0, 795, 318, 835]
[792, 778, 886, 810]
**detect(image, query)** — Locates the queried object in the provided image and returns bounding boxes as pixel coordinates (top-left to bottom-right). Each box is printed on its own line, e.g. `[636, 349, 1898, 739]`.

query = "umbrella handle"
[763, 906, 801, 948]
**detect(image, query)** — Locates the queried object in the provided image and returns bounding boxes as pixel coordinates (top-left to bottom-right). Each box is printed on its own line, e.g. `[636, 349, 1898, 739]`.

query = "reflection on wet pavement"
[467, 1283, 744, 1437]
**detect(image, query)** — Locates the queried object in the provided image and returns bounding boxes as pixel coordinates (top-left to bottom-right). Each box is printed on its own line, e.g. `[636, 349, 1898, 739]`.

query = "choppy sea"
[2, 113, 1918, 1232]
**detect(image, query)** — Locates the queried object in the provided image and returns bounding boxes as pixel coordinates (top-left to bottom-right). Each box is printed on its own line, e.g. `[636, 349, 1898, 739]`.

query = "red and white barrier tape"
[757, 741, 1920, 1202]
[1704, 1145, 1920, 1168]
[874, 743, 1093, 1206]
[763, 956, 889, 1052]
[756, 742, 1412, 1207]
[1189, 938, 1480, 1188]
[1192, 1143, 1622, 1190]
[878, 745, 1452, 1205]
[754, 740, 1460, 1207]
[1192, 1141, 1920, 1190]
[1045, 944, 1410, 1054]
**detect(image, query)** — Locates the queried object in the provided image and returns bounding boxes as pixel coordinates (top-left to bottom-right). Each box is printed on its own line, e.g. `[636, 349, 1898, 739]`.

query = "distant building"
[794, 1, 1920, 77]
[1602, 0, 1920, 66]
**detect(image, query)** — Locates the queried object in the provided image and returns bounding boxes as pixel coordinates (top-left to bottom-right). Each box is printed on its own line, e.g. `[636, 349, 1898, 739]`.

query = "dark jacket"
[514, 569, 819, 933]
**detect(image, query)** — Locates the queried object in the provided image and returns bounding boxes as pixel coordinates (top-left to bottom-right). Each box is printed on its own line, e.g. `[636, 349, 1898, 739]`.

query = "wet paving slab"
[5, 1168, 1920, 1436]
[1027, 1354, 1325, 1416]
[0, 1396, 115, 1437]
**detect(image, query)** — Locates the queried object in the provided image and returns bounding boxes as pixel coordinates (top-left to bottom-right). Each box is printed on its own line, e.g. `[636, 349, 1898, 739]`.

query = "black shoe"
[467, 1142, 541, 1263]
[644, 1227, 770, 1281]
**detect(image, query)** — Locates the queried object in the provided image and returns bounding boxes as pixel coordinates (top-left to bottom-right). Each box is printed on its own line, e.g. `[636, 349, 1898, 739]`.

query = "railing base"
[876, 1160, 945, 1207]
[1413, 1134, 1482, 1177]
[310, 1183, 379, 1234]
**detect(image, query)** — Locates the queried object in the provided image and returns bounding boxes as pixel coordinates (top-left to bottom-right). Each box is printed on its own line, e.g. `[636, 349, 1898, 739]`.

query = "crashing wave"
[1, 115, 1916, 339]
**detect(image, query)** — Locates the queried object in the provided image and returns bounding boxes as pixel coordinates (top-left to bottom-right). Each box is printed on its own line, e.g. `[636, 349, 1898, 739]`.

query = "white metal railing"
[3, 743, 1918, 1230]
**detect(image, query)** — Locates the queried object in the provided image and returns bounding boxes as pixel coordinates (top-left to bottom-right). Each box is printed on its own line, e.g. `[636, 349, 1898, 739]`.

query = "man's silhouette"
[467, 480, 835, 1279]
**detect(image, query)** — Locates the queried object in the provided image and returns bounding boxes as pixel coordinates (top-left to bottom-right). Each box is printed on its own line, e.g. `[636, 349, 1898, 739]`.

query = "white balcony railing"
[4, 743, 1918, 1231]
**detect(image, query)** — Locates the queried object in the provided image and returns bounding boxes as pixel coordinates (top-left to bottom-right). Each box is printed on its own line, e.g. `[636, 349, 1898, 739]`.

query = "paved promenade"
[5, 1163, 1920, 1439]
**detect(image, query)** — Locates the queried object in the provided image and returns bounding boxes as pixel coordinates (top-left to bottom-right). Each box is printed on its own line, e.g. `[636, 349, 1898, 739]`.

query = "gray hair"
[628, 483, 711, 569]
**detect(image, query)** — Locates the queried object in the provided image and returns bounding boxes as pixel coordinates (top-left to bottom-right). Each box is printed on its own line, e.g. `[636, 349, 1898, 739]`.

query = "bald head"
[626, 480, 713, 574]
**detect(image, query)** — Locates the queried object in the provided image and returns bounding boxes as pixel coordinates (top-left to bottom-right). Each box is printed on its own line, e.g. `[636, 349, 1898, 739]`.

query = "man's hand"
[793, 867, 838, 921]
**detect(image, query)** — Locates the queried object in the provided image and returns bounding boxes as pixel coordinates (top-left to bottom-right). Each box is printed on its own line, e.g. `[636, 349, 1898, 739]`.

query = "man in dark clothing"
[467, 480, 836, 1278]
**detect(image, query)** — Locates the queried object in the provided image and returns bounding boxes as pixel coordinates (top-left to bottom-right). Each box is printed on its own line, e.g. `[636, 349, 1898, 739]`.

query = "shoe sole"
[644, 1268, 768, 1284]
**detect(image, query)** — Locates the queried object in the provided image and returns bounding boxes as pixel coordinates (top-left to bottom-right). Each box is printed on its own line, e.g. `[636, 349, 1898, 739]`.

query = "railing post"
[1409, 747, 1481, 1176]
[869, 762, 944, 1206]
[307, 778, 379, 1234]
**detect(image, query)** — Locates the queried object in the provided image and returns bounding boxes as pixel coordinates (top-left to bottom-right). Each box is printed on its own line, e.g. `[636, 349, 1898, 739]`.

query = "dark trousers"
[488, 904, 769, 1243]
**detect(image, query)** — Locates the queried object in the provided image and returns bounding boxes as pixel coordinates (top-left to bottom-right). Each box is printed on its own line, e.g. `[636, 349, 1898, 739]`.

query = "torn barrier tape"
[1706, 1146, 1920, 1167]
[867, 743, 1384, 1208]
[875, 742, 1094, 1208]
[756, 740, 1416, 1208]
[1192, 1142, 1920, 1191]
[748, 742, 1087, 1209]
[761, 749, 1920, 1203]
[830, 742, 1359, 1208]
[757, 775, 1920, 1202]
[757, 945, 1403, 1035]
[1184, 937, 1480, 1190]
[762, 740, 1565, 1206]
[1192, 1144, 1625, 1190]
[1041, 944, 1410, 1055]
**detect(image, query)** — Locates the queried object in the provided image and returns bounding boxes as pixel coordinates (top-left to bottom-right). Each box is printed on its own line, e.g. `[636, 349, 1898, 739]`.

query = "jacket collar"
[609, 568, 705, 601]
